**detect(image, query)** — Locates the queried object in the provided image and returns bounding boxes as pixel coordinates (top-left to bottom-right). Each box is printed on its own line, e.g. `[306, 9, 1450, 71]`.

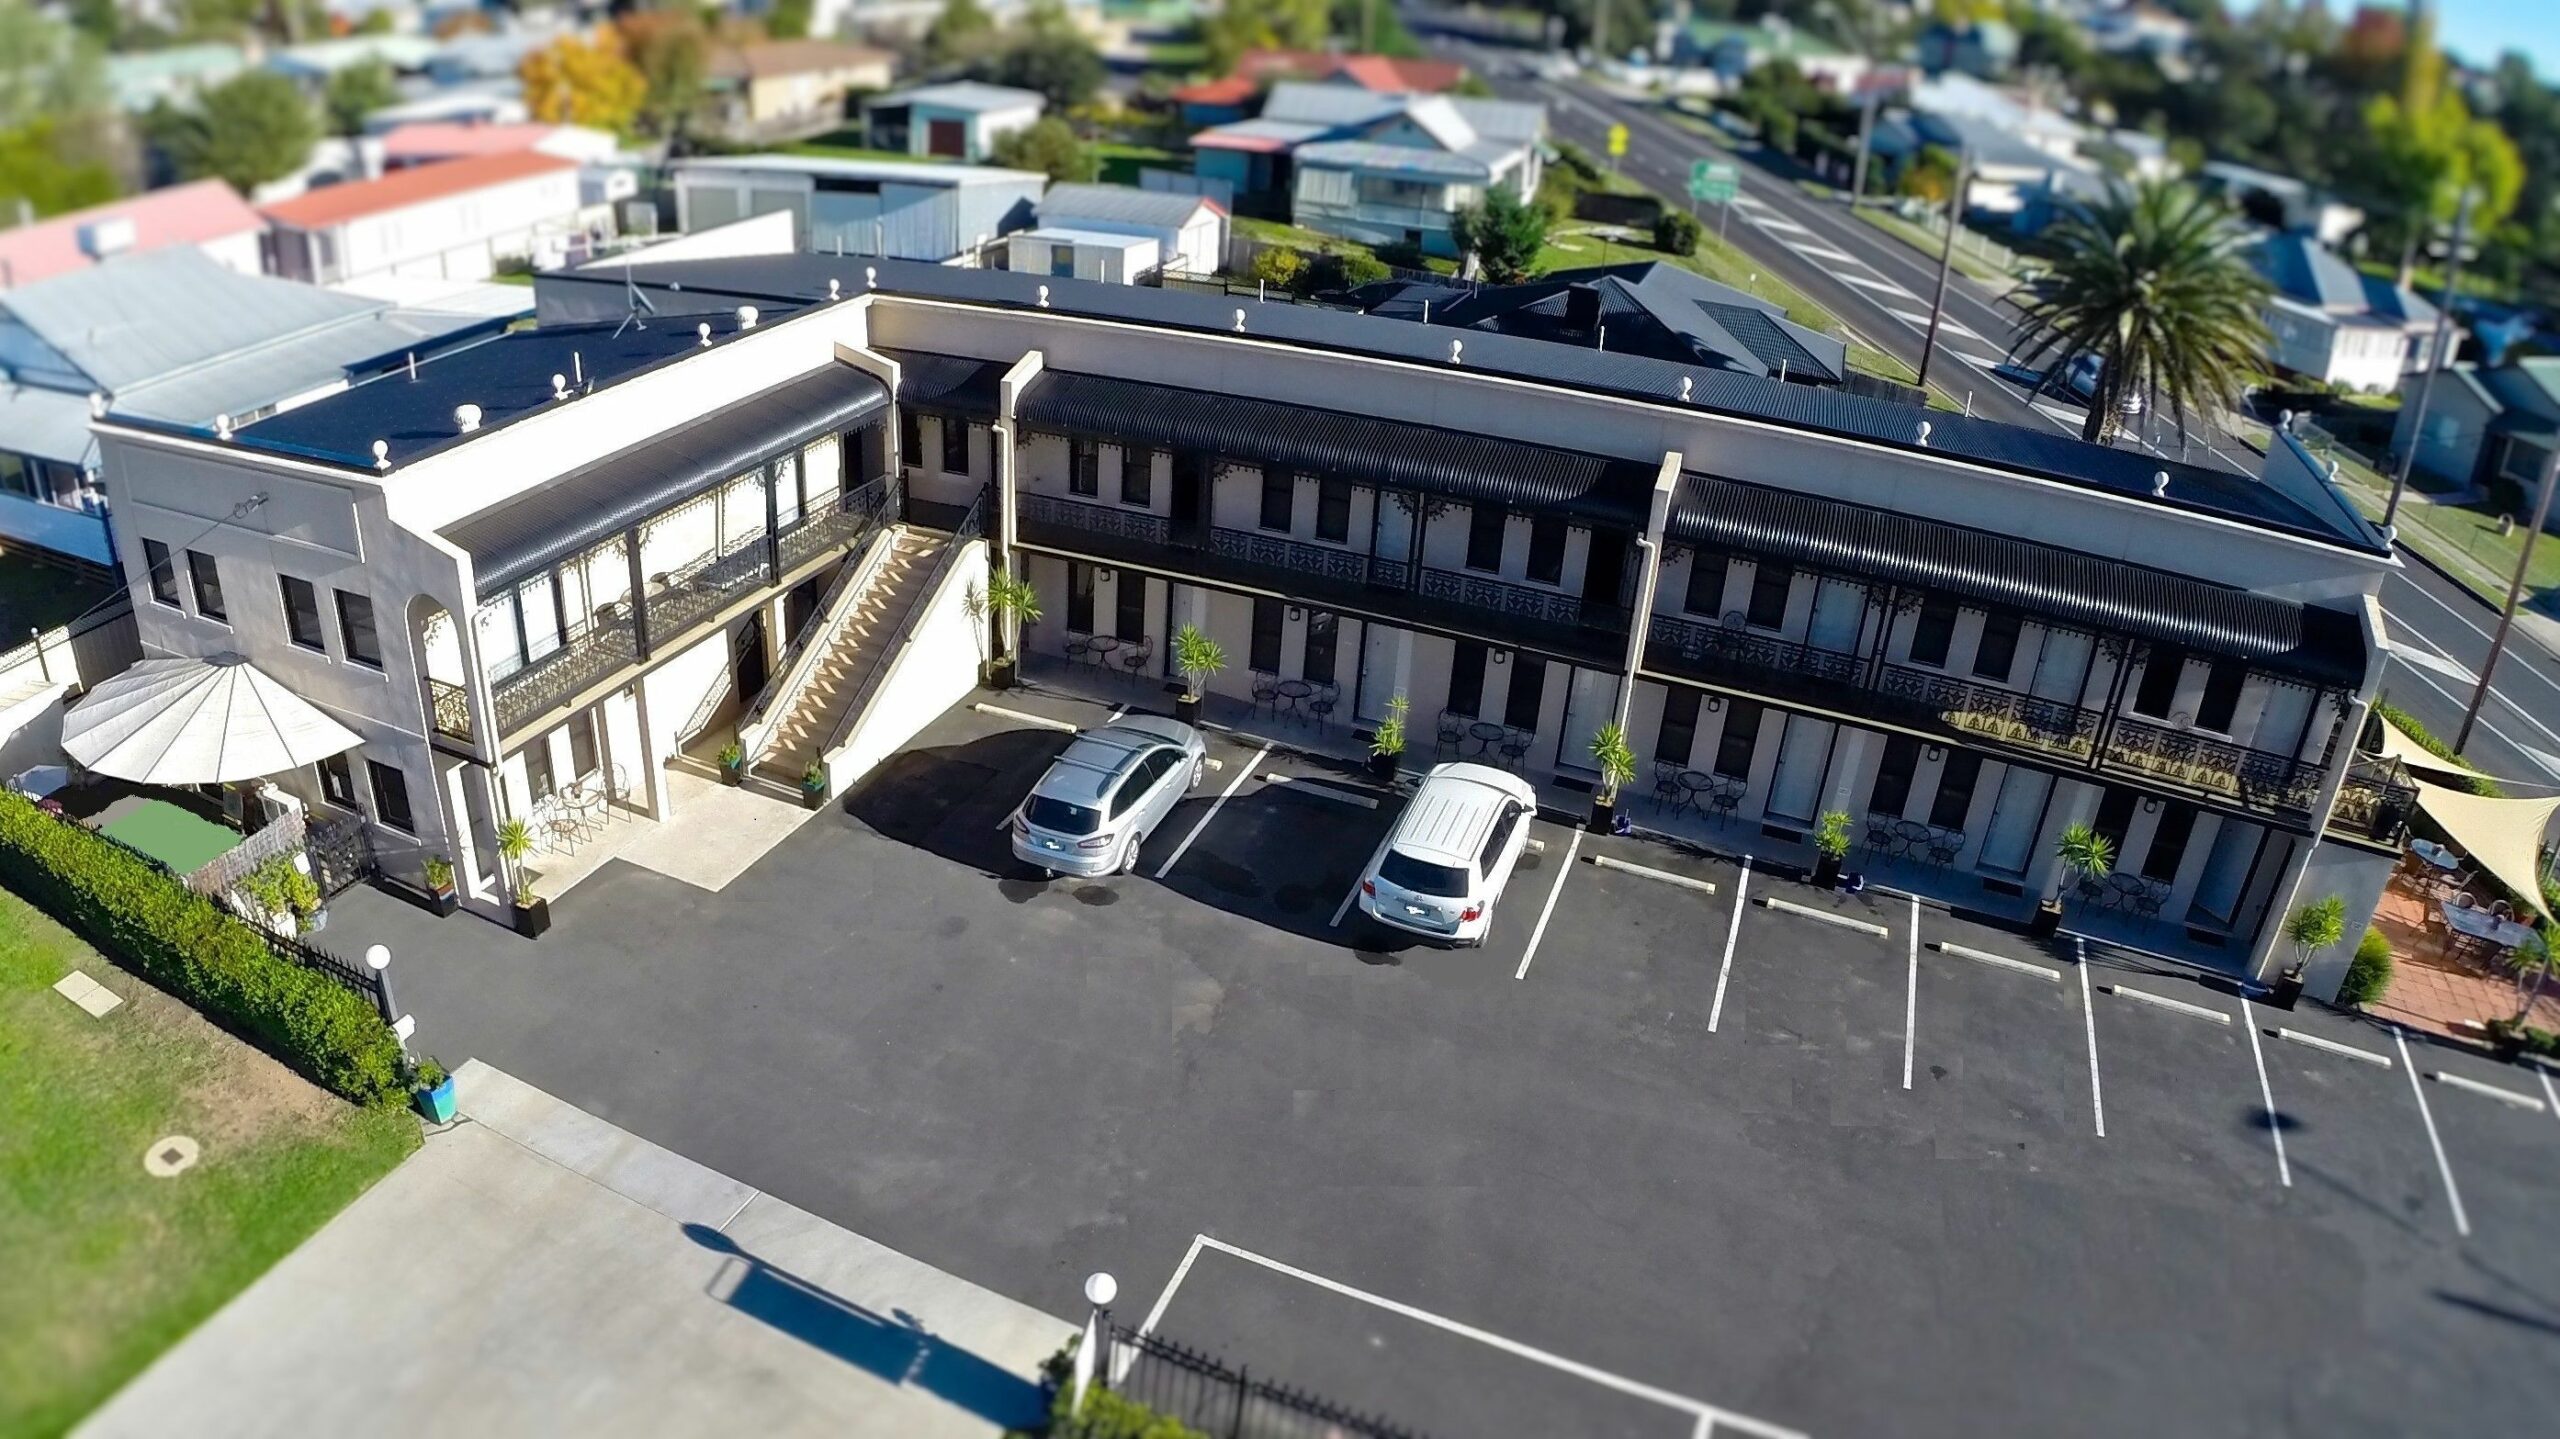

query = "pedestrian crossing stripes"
[1839, 273, 1912, 296]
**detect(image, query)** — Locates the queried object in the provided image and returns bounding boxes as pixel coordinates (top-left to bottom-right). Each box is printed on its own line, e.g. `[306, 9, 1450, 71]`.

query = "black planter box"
[511, 898, 551, 938]
[719, 764, 743, 787]
[428, 887, 459, 917]
[801, 785, 827, 810]
[1367, 751, 1399, 783]
[1812, 853, 1843, 889]
[1175, 695, 1202, 726]
[2029, 901, 2063, 938]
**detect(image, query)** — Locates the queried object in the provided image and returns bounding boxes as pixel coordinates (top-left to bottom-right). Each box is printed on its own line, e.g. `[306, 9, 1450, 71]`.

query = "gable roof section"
[1037, 183, 1220, 229]
[2478, 357, 2560, 420]
[261, 151, 578, 230]
[872, 81, 1043, 113]
[2255, 233, 2436, 327]
[1351, 263, 1846, 384]
[0, 180, 263, 288]
[6, 248, 393, 391]
[709, 39, 892, 81]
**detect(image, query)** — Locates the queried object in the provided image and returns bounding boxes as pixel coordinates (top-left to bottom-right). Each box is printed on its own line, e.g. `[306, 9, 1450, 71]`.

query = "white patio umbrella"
[62, 655, 363, 785]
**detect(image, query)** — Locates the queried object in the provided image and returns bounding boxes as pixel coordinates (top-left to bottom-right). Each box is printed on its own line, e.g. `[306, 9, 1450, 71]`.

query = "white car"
[1356, 763, 1540, 947]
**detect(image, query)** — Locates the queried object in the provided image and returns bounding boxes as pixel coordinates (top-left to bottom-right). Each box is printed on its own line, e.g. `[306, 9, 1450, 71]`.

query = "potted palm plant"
[2493, 932, 2553, 1059]
[2039, 823, 2114, 937]
[980, 569, 1042, 689]
[800, 759, 829, 809]
[2274, 894, 2343, 1012]
[411, 1054, 456, 1124]
[1171, 623, 1224, 726]
[1367, 693, 1408, 782]
[497, 816, 549, 938]
[1589, 723, 1637, 834]
[423, 854, 458, 916]
[1811, 810, 1853, 888]
[717, 739, 745, 786]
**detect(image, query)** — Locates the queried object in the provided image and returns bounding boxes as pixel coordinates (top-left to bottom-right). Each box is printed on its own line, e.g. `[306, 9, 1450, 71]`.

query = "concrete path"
[79, 1062, 1073, 1439]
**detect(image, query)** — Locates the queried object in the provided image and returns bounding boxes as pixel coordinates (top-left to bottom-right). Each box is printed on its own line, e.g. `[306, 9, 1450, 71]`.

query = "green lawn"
[0, 889, 417, 1438]
[2327, 453, 2560, 596]
[1091, 141, 1183, 186]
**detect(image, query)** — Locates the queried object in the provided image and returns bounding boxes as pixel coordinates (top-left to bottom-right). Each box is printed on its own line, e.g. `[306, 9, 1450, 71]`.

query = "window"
[280, 576, 325, 651]
[1928, 751, 1982, 830]
[1478, 804, 1522, 875]
[1909, 597, 1957, 667]
[2195, 659, 2246, 733]
[1525, 517, 1567, 586]
[1868, 735, 1920, 818]
[1315, 478, 1352, 543]
[1973, 612, 2022, 682]
[337, 591, 381, 670]
[1067, 561, 1095, 633]
[1465, 505, 1506, 572]
[2131, 645, 2185, 718]
[1250, 596, 1283, 672]
[1303, 612, 1337, 684]
[1356, 173, 1442, 208]
[0, 453, 29, 499]
[1067, 437, 1097, 496]
[1110, 751, 1174, 817]
[1446, 642, 1487, 717]
[1744, 563, 1791, 630]
[1120, 446, 1152, 507]
[142, 539, 181, 607]
[186, 550, 225, 622]
[946, 419, 974, 476]
[367, 759, 415, 833]
[568, 712, 599, 777]
[525, 741, 556, 802]
[2142, 802, 2198, 883]
[1684, 553, 1728, 617]
[1259, 467, 1293, 532]
[899, 410, 922, 468]
[2091, 787, 2138, 861]
[1712, 699, 1763, 780]
[318, 752, 356, 808]
[1503, 654, 1545, 730]
[1656, 687, 1701, 765]
[1115, 574, 1147, 642]
[1049, 243, 1077, 278]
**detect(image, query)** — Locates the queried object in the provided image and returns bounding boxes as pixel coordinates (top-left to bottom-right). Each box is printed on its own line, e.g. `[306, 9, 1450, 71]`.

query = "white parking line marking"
[2397, 1029, 2471, 1237]
[1154, 745, 1269, 879]
[1515, 828, 1584, 980]
[2078, 939, 2105, 1139]
[1105, 705, 1128, 724]
[1328, 875, 1365, 929]
[1902, 897, 1918, 1090]
[2273, 1028, 2393, 1068]
[2099, 983, 2233, 1025]
[2240, 997, 2292, 1188]
[1587, 854, 1718, 895]
[1708, 858, 1750, 1034]
[1190, 1235, 1808, 1439]
[1927, 941, 2060, 981]
[2429, 1070, 2548, 1111]
[1136, 1232, 1205, 1338]
[1262, 774, 1378, 808]
[2540, 1066, 2560, 1129]
[971, 702, 1080, 733]
[1756, 895, 1890, 937]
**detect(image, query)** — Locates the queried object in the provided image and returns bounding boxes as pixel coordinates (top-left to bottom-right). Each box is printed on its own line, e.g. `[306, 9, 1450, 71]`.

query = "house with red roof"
[1171, 49, 1468, 126]
[0, 180, 265, 290]
[259, 150, 607, 286]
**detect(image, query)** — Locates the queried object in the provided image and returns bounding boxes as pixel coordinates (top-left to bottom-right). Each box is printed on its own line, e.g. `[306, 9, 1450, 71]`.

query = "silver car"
[1009, 716, 1207, 878]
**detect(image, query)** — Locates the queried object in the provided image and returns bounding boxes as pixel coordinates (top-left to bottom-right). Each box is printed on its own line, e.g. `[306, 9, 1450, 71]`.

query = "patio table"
[1276, 678, 1315, 723]
[1892, 819, 1932, 856]
[2442, 900, 2537, 952]
[1467, 720, 1508, 756]
[2410, 838, 2464, 872]
[1084, 635, 1120, 669]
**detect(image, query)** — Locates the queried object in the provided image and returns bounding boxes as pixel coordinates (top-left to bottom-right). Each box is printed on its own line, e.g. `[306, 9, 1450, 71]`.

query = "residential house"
[704, 40, 899, 145]
[1034, 184, 1225, 278]
[260, 150, 607, 284]
[122, 254, 2406, 998]
[670, 155, 1041, 262]
[1172, 49, 1468, 127]
[0, 181, 266, 289]
[2253, 234, 2441, 394]
[863, 82, 1045, 163]
[265, 35, 442, 91]
[1917, 20, 2019, 79]
[2084, 2, 2196, 63]
[101, 43, 248, 113]
[2389, 357, 2560, 501]
[0, 249, 501, 566]
[378, 122, 622, 170]
[1672, 18, 1872, 92]
[2196, 161, 2365, 248]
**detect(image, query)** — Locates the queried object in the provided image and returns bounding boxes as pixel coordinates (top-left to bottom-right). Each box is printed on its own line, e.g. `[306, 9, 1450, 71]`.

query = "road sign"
[1688, 159, 1739, 204]
[1606, 123, 1628, 159]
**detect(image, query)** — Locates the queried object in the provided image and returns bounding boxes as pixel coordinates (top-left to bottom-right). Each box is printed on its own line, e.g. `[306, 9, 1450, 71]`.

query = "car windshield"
[1024, 794, 1103, 835]
[1378, 850, 1470, 898]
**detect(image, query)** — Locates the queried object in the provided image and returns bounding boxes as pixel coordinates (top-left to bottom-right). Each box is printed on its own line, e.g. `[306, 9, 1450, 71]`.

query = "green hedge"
[2337, 925, 2393, 1007]
[0, 791, 406, 1105]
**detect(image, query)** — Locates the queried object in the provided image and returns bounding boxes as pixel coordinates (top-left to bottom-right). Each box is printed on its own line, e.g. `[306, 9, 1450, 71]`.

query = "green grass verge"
[0, 889, 418, 1438]
[1143, 38, 1207, 74]
[1851, 206, 2019, 288]
[2324, 445, 2560, 598]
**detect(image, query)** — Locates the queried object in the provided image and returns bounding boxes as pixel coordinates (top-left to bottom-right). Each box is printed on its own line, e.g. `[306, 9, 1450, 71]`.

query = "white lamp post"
[1071, 1271, 1117, 1415]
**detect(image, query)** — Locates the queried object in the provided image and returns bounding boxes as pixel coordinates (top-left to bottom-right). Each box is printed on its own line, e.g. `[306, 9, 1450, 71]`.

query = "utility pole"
[1914, 150, 1970, 391]
[1848, 92, 1878, 210]
[2456, 441, 2559, 754]
[1591, 0, 1608, 63]
[2385, 186, 2474, 530]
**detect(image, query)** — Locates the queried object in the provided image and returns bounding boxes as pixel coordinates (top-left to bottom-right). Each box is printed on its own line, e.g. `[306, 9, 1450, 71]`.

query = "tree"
[2361, 87, 2524, 284]
[767, 0, 813, 40]
[0, 117, 117, 219]
[148, 70, 318, 195]
[2283, 895, 2346, 977]
[1197, 0, 1326, 75]
[1900, 144, 1959, 205]
[519, 29, 646, 134]
[1452, 183, 1548, 285]
[989, 116, 1095, 181]
[620, 11, 709, 141]
[926, 0, 996, 65]
[324, 57, 397, 138]
[1652, 207, 1702, 256]
[982, 0, 1103, 111]
[2006, 179, 2270, 445]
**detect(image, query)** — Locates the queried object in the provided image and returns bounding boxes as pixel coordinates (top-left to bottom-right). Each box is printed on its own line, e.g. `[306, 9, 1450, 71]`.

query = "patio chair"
[1064, 632, 1091, 667]
[1650, 761, 1684, 813]
[2492, 899, 2514, 921]
[1497, 730, 1532, 770]
[1306, 683, 1338, 728]
[1863, 813, 1894, 855]
[1926, 829, 1964, 867]
[1119, 641, 1152, 688]
[1250, 671, 1279, 718]
[2451, 891, 2478, 910]
[1437, 710, 1465, 759]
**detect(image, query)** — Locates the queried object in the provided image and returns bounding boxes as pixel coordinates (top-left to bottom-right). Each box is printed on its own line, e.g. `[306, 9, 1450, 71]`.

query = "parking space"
[2407, 1045, 2560, 1267]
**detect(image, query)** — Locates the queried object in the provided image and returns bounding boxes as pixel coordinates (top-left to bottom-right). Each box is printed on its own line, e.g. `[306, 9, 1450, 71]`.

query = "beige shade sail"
[2406, 772, 2560, 926]
[2374, 714, 2495, 785]
[62, 655, 363, 785]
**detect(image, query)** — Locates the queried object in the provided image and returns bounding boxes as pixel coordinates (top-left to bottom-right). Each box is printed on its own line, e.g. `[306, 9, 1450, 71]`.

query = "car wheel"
[1120, 833, 1145, 875]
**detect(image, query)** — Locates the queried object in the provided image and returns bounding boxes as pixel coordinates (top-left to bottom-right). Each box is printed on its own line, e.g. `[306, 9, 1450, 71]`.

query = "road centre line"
[1516, 829, 1584, 980]
[2240, 997, 2292, 1188]
[1154, 746, 1268, 879]
[1927, 941, 2060, 981]
[1756, 895, 1890, 937]
[2428, 1070, 2548, 1112]
[1587, 853, 1719, 895]
[972, 702, 1080, 733]
[2381, 597, 2560, 755]
[2397, 1029, 2472, 1237]
[2273, 1028, 2393, 1068]
[2100, 983, 2233, 1025]
[1708, 858, 1750, 1033]
[2078, 939, 2105, 1139]
[1902, 897, 1918, 1090]
[1261, 774, 1377, 809]
[1188, 1234, 1807, 1439]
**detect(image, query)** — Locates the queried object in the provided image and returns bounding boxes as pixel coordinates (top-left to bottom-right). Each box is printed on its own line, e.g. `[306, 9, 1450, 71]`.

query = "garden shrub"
[1653, 207, 1705, 256]
[1046, 1383, 1207, 1439]
[0, 791, 405, 1104]
[2337, 925, 2393, 1007]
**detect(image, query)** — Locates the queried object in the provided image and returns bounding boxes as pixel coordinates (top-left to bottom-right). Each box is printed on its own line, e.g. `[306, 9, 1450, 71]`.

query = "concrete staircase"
[753, 528, 945, 786]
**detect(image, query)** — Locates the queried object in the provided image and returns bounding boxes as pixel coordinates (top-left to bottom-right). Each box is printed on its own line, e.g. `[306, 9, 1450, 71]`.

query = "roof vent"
[736, 305, 758, 329]
[77, 216, 135, 260]
[551, 373, 568, 400]
[1036, 284, 1051, 308]
[1679, 377, 1693, 403]
[2152, 470, 2169, 497]
[1233, 308, 1246, 333]
[697, 322, 713, 348]
[2278, 409, 2294, 431]
[827, 277, 841, 301]
[454, 404, 483, 434]
[1915, 420, 1931, 447]
[865, 266, 877, 290]
[87, 391, 105, 419]
[1448, 339, 1463, 365]
[371, 440, 390, 471]
[213, 413, 233, 441]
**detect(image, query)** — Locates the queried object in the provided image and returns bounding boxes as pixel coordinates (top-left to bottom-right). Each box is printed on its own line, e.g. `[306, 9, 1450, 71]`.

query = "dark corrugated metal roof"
[445, 364, 888, 600]
[878, 347, 1006, 418]
[1670, 473, 2364, 682]
[1018, 369, 1654, 523]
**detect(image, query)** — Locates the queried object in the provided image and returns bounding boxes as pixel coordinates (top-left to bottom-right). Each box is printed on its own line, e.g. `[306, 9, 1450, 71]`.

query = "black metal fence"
[265, 929, 387, 1010]
[1094, 1325, 1430, 1439]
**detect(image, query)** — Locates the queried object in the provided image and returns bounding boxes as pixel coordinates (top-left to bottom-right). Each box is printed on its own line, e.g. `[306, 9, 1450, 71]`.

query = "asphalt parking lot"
[368, 685, 2560, 1438]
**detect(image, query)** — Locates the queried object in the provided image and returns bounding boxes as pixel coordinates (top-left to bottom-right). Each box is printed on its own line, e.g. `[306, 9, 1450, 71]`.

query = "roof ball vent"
[697, 322, 713, 348]
[865, 266, 877, 290]
[213, 413, 234, 441]
[454, 404, 483, 434]
[736, 305, 758, 329]
[2152, 470, 2169, 497]
[551, 373, 569, 400]
[1448, 339, 1463, 365]
[1915, 420, 1932, 447]
[1679, 377, 1693, 403]
[371, 440, 390, 471]
[1233, 308, 1246, 333]
[827, 277, 842, 301]
[1036, 284, 1050, 309]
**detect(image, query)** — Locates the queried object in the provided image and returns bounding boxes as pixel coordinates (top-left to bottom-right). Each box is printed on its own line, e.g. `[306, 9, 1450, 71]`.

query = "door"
[926, 118, 966, 157]
[1580, 531, 1627, 622]
[1975, 766, 2051, 876]
[734, 611, 769, 702]
[1808, 580, 1864, 653]
[786, 576, 821, 642]
[1357, 623, 1399, 724]
[1556, 666, 1617, 775]
[1764, 714, 1835, 823]
[2030, 628, 2092, 703]
[1169, 452, 1207, 545]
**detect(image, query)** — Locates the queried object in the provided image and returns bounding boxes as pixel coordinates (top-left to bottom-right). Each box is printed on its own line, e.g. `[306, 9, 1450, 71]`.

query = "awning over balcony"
[1669, 473, 2366, 683]
[878, 348, 1007, 420]
[446, 363, 890, 601]
[1015, 370, 1656, 526]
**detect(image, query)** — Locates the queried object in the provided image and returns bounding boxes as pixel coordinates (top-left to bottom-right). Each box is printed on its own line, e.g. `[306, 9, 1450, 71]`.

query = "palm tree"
[2007, 179, 2272, 446]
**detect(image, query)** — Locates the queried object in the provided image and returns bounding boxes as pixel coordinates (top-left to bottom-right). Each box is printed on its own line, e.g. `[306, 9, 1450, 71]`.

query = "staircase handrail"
[814, 492, 986, 764]
[738, 522, 903, 765]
